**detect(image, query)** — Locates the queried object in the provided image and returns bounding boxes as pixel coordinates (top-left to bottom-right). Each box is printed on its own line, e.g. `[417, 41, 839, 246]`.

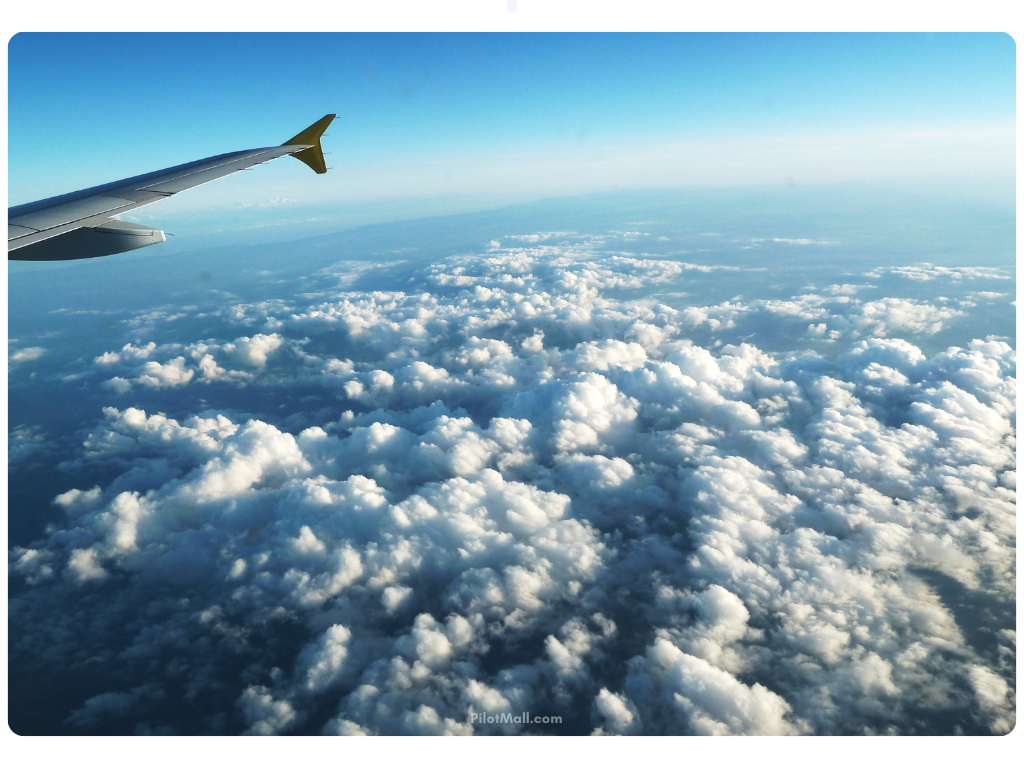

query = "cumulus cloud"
[222, 334, 285, 368]
[8, 424, 48, 465]
[628, 637, 802, 735]
[9, 233, 1015, 736]
[93, 334, 288, 391]
[9, 346, 46, 365]
[238, 686, 299, 735]
[855, 297, 961, 336]
[297, 624, 352, 692]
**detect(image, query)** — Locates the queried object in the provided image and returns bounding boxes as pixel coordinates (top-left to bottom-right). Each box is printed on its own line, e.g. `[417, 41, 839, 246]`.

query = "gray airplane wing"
[8, 114, 335, 261]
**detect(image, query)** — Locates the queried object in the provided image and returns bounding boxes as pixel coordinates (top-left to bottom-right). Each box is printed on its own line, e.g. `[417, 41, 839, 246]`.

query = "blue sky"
[8, 33, 1016, 217]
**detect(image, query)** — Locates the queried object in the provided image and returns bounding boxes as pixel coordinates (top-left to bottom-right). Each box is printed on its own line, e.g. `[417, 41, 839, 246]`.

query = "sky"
[8, 33, 1017, 222]
[5, 28, 1020, 747]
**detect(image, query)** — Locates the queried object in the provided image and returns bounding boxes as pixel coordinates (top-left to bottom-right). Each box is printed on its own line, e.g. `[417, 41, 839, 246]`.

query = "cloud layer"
[10, 236, 1015, 735]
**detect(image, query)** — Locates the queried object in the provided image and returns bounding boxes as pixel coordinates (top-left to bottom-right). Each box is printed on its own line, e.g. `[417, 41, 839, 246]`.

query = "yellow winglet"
[282, 114, 336, 175]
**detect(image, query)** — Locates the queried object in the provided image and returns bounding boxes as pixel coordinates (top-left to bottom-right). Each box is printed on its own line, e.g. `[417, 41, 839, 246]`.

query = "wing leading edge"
[8, 114, 336, 262]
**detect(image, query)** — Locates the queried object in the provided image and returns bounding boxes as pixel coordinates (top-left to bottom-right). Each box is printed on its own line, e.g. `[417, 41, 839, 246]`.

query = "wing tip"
[283, 114, 336, 175]
[282, 114, 336, 149]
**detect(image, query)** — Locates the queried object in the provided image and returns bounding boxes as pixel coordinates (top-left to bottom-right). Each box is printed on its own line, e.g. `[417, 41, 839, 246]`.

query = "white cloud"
[238, 686, 299, 735]
[298, 624, 352, 693]
[93, 334, 288, 391]
[969, 665, 1015, 735]
[9, 346, 46, 364]
[633, 638, 802, 735]
[592, 688, 640, 735]
[855, 297, 961, 336]
[864, 264, 1010, 282]
[223, 333, 284, 367]
[10, 236, 1015, 735]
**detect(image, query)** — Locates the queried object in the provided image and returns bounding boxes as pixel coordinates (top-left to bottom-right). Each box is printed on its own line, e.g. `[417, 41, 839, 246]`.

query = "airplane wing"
[8, 114, 336, 262]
